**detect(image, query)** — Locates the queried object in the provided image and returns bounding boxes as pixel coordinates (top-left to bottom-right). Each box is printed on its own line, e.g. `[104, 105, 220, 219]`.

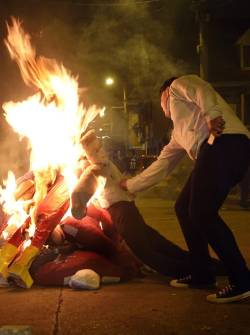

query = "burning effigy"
[0, 18, 141, 289]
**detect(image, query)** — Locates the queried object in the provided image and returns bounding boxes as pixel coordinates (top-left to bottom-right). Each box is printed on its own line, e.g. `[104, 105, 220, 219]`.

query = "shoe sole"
[207, 290, 250, 303]
[170, 279, 217, 289]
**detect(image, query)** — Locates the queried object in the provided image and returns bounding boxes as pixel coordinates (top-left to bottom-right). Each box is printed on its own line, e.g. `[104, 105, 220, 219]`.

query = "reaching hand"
[119, 178, 128, 190]
[119, 178, 136, 199]
[208, 116, 225, 137]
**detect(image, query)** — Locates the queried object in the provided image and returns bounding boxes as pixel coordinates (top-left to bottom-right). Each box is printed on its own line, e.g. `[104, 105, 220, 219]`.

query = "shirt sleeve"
[170, 75, 222, 121]
[126, 136, 185, 193]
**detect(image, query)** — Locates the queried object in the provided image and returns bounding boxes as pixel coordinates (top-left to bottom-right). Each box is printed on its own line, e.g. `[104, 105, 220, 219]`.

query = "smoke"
[78, 0, 196, 100]
[0, 0, 198, 181]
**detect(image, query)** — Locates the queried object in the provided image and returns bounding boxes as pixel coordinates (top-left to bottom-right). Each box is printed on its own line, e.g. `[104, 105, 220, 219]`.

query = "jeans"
[175, 134, 250, 287]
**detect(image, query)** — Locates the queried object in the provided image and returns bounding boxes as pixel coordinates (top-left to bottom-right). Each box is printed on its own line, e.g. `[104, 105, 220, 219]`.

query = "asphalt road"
[0, 183, 250, 335]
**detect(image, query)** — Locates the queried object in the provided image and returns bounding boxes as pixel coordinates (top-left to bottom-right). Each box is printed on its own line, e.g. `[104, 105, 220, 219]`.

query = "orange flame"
[0, 17, 104, 244]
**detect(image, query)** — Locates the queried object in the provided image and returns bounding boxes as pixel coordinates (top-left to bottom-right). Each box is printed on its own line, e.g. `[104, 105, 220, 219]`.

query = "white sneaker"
[170, 275, 217, 289]
[207, 284, 250, 303]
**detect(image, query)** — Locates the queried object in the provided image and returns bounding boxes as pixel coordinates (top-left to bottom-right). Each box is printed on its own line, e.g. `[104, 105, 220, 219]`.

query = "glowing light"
[99, 109, 105, 118]
[105, 77, 114, 86]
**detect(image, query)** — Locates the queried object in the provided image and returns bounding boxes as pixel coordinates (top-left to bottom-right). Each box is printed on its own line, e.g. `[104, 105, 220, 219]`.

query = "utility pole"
[123, 87, 129, 153]
[200, 12, 210, 80]
[193, 0, 210, 80]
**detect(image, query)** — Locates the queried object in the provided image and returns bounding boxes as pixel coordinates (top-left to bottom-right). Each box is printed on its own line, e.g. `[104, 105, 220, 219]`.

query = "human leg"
[174, 172, 216, 284]
[174, 135, 250, 301]
[108, 201, 193, 277]
[239, 165, 250, 208]
[190, 136, 250, 288]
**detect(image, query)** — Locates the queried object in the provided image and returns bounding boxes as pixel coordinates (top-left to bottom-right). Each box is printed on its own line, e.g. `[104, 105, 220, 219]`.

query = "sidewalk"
[0, 183, 250, 335]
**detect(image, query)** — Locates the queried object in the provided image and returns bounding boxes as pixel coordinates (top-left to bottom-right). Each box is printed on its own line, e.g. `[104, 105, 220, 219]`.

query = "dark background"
[0, 0, 250, 179]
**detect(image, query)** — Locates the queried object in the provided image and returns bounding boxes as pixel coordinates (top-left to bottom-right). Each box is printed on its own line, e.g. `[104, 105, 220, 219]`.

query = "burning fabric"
[0, 18, 141, 289]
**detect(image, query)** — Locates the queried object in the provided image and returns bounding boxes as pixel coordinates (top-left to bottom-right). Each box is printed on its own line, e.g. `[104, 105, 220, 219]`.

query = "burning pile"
[0, 18, 104, 288]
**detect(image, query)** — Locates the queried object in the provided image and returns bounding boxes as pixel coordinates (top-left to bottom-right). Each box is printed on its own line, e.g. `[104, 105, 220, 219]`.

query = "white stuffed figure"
[71, 129, 133, 219]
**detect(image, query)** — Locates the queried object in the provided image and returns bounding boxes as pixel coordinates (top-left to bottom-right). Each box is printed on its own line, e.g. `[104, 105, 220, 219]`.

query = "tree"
[38, 0, 194, 105]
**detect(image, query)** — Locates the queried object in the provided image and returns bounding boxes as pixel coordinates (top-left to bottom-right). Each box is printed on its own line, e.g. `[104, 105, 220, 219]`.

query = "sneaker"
[170, 275, 217, 289]
[207, 284, 250, 303]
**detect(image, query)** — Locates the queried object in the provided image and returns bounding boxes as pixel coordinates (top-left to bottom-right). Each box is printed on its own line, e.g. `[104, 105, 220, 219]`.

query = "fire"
[0, 172, 28, 237]
[0, 17, 104, 245]
[89, 175, 107, 206]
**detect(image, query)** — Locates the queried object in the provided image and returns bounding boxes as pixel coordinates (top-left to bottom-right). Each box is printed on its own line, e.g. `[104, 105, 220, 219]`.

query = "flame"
[0, 172, 29, 232]
[0, 18, 104, 246]
[99, 221, 103, 231]
[3, 18, 102, 187]
[88, 175, 107, 206]
[22, 221, 36, 249]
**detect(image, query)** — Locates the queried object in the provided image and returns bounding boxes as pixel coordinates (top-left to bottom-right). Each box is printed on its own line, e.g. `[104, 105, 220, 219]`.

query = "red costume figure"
[31, 213, 141, 287]
[0, 174, 70, 288]
[0, 171, 141, 289]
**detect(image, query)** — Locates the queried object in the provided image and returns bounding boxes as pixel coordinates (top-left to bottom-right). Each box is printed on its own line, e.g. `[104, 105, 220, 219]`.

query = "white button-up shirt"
[93, 160, 134, 209]
[127, 75, 250, 194]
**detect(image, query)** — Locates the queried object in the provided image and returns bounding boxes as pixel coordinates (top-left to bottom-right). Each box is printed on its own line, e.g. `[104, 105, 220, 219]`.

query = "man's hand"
[119, 178, 128, 191]
[119, 178, 136, 199]
[207, 116, 225, 137]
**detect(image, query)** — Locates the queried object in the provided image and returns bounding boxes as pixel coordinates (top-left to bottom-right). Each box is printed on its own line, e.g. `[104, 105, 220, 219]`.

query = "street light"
[104, 77, 129, 151]
[104, 77, 127, 117]
[105, 77, 114, 86]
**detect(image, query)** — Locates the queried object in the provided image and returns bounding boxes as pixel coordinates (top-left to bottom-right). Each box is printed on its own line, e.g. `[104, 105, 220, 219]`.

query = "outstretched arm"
[121, 136, 185, 194]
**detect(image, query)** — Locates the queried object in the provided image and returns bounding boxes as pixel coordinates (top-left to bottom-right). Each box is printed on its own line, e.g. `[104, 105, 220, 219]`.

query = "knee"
[188, 209, 203, 226]
[175, 198, 188, 220]
[188, 208, 216, 230]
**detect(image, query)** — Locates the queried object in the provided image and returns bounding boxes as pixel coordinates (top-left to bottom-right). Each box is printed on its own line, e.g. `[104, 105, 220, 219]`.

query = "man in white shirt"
[72, 129, 225, 278]
[121, 74, 250, 303]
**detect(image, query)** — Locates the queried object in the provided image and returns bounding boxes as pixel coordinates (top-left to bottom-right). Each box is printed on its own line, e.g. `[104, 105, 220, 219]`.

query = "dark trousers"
[175, 134, 250, 287]
[107, 201, 224, 277]
[239, 165, 250, 207]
